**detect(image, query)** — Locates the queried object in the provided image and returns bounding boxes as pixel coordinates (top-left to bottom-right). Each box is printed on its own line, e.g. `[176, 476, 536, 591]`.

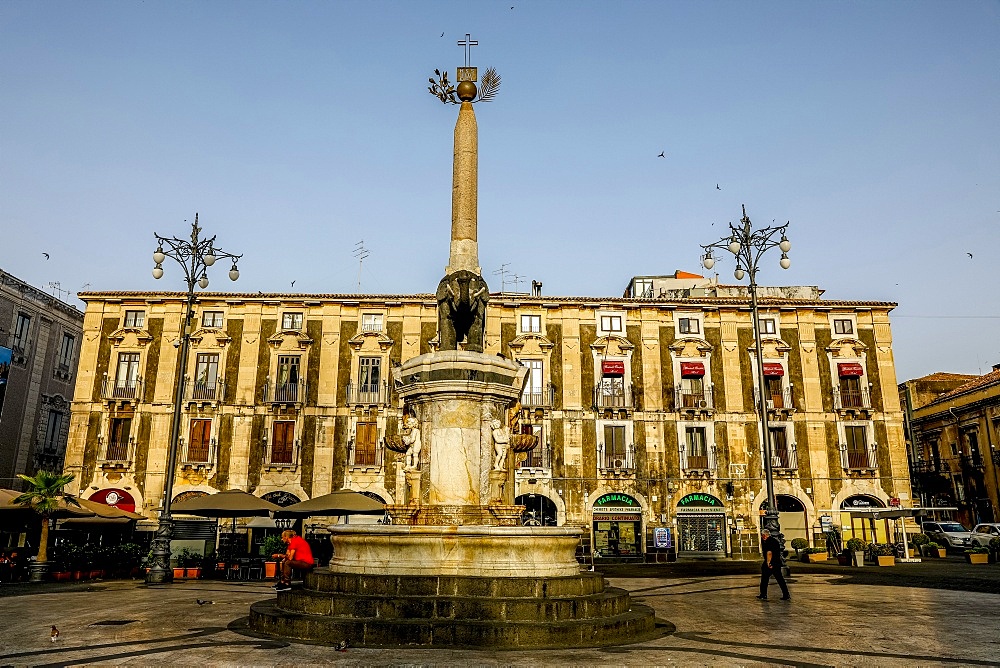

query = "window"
[679, 377, 705, 408]
[361, 313, 383, 332]
[520, 314, 541, 333]
[193, 353, 220, 399]
[519, 424, 546, 468]
[634, 279, 654, 298]
[678, 318, 700, 335]
[13, 313, 31, 352]
[600, 315, 622, 332]
[187, 419, 212, 462]
[769, 426, 792, 468]
[271, 421, 295, 464]
[106, 417, 132, 461]
[765, 376, 784, 409]
[43, 411, 64, 453]
[357, 357, 382, 402]
[114, 353, 141, 398]
[275, 355, 301, 402]
[598, 374, 627, 408]
[353, 422, 379, 466]
[844, 425, 870, 468]
[685, 426, 709, 469]
[123, 310, 145, 328]
[838, 375, 864, 408]
[603, 424, 627, 467]
[834, 319, 853, 335]
[759, 318, 776, 335]
[202, 311, 224, 328]
[282, 312, 303, 330]
[58, 333, 75, 369]
[520, 359, 545, 406]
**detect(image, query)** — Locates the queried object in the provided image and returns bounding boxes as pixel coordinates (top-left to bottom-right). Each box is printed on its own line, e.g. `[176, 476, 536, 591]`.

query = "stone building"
[0, 267, 84, 489]
[902, 367, 1000, 526]
[62, 272, 911, 560]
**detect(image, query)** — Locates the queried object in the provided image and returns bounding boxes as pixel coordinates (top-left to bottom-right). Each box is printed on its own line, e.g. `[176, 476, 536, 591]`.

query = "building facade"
[0, 268, 84, 489]
[902, 367, 1000, 526]
[62, 276, 911, 559]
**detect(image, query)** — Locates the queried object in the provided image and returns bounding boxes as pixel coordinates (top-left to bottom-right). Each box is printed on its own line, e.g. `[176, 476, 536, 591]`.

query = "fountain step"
[277, 585, 634, 621]
[249, 599, 658, 649]
[305, 569, 607, 598]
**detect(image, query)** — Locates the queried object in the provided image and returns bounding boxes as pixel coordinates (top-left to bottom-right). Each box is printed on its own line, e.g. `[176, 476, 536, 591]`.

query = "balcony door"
[354, 422, 379, 466]
[271, 421, 295, 464]
[115, 352, 140, 397]
[188, 419, 212, 462]
[194, 353, 219, 400]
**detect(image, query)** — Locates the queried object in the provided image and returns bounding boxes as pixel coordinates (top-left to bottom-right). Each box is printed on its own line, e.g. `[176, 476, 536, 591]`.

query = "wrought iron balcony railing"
[517, 441, 552, 469]
[680, 444, 717, 472]
[185, 378, 225, 402]
[675, 385, 714, 411]
[347, 439, 385, 468]
[180, 437, 217, 466]
[102, 377, 142, 401]
[98, 436, 134, 465]
[346, 381, 389, 406]
[593, 385, 635, 411]
[597, 442, 636, 471]
[839, 443, 877, 470]
[753, 387, 794, 411]
[266, 439, 299, 467]
[833, 386, 871, 411]
[521, 383, 555, 409]
[263, 379, 306, 404]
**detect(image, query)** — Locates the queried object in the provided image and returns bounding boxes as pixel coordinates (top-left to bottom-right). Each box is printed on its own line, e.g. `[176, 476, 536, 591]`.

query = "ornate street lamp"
[146, 214, 242, 584]
[701, 204, 791, 573]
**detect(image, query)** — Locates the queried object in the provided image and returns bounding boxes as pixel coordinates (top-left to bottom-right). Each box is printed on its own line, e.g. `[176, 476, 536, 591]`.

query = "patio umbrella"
[77, 497, 145, 520]
[275, 490, 385, 517]
[170, 490, 282, 566]
[0, 489, 95, 517]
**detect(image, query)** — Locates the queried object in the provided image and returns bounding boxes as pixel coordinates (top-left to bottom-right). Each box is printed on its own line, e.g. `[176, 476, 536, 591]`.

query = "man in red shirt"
[272, 529, 314, 591]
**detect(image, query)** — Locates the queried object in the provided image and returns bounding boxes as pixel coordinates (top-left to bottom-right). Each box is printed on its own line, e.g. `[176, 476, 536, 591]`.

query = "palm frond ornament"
[475, 67, 501, 103]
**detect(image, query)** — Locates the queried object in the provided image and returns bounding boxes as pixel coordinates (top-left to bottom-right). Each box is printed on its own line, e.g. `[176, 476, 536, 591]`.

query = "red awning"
[88, 488, 136, 513]
[763, 362, 784, 377]
[602, 360, 626, 376]
[680, 361, 705, 378]
[838, 362, 864, 377]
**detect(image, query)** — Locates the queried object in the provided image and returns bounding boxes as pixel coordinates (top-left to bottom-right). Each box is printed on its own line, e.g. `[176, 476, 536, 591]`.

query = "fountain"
[248, 39, 657, 648]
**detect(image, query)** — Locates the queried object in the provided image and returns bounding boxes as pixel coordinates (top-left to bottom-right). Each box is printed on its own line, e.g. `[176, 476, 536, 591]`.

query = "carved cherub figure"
[401, 415, 421, 471]
[491, 418, 509, 470]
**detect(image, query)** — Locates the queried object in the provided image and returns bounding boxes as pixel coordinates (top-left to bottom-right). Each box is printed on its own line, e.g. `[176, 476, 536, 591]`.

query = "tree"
[13, 471, 78, 564]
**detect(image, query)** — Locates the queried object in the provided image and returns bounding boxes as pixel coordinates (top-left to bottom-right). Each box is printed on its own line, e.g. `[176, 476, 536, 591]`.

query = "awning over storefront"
[601, 360, 625, 376]
[837, 362, 864, 377]
[680, 362, 705, 378]
[762, 362, 784, 376]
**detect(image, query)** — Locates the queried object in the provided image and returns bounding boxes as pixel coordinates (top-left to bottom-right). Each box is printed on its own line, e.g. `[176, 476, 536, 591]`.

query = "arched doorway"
[592, 493, 643, 560]
[841, 495, 888, 543]
[676, 493, 727, 557]
[515, 493, 558, 526]
[758, 494, 808, 544]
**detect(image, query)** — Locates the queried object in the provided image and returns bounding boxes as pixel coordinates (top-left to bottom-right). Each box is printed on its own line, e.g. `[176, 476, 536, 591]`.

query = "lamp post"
[701, 204, 791, 573]
[146, 214, 242, 584]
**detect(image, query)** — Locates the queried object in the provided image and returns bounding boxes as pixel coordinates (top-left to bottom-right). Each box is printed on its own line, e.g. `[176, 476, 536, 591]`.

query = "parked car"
[968, 523, 1000, 549]
[921, 521, 972, 550]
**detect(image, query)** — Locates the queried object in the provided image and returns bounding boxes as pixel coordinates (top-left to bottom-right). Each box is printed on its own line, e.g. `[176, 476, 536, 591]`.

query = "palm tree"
[14, 470, 78, 565]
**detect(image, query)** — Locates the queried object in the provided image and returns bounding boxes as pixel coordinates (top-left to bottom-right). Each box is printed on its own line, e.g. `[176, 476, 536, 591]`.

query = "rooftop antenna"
[493, 262, 511, 292]
[47, 281, 71, 301]
[509, 273, 526, 294]
[353, 240, 369, 291]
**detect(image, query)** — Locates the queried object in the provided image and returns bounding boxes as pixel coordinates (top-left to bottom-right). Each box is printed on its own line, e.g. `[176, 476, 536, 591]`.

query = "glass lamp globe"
[734, 267, 745, 281]
[780, 253, 791, 269]
[229, 265, 240, 281]
[198, 275, 209, 289]
[728, 240, 741, 255]
[779, 235, 791, 253]
[153, 248, 165, 264]
[203, 253, 216, 266]
[702, 255, 715, 270]
[152, 265, 164, 279]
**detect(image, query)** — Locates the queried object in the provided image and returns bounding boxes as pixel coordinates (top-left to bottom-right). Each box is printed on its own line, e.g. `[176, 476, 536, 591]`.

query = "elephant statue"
[436, 270, 489, 353]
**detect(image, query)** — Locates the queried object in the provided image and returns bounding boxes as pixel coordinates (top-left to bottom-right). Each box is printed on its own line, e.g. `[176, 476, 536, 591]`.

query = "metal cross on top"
[457, 33, 478, 66]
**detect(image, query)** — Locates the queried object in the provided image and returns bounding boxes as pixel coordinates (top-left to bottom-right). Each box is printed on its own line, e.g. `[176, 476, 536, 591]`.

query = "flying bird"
[51, 626, 59, 642]
[716, 184, 721, 190]
[967, 252, 973, 259]
[291, 280, 296, 288]
[196, 599, 215, 605]
[657, 152, 665, 158]
[42, 252, 50, 260]
[440, 32, 444, 37]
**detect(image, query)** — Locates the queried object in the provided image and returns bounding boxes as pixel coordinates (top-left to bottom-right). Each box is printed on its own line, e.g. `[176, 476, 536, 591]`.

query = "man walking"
[757, 528, 789, 601]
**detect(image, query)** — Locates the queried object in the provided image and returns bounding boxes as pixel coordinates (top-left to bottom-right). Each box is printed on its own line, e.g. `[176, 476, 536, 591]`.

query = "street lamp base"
[145, 564, 174, 584]
[29, 562, 50, 583]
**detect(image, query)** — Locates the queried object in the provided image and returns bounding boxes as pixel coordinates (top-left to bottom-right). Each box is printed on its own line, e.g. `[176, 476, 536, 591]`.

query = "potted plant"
[910, 533, 929, 557]
[965, 547, 990, 564]
[800, 547, 828, 563]
[261, 535, 285, 579]
[989, 537, 1000, 563]
[868, 543, 895, 566]
[846, 538, 866, 566]
[925, 541, 947, 558]
[790, 538, 808, 556]
[11, 470, 79, 583]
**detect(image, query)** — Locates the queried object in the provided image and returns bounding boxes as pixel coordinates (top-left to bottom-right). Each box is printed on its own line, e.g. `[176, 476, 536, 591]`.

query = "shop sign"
[594, 493, 639, 508]
[762, 362, 784, 376]
[680, 361, 705, 378]
[677, 493, 724, 508]
[837, 362, 864, 377]
[89, 488, 136, 513]
[654, 527, 672, 549]
[601, 360, 626, 376]
[889, 497, 901, 507]
[594, 514, 642, 521]
[841, 495, 884, 509]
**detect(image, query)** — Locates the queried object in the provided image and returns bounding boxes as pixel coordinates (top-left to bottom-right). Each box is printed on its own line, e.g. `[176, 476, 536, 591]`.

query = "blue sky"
[2, 1, 998, 382]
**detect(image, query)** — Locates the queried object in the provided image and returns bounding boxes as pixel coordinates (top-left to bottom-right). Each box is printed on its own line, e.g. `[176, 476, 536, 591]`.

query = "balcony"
[768, 443, 798, 472]
[597, 443, 636, 472]
[517, 441, 552, 470]
[346, 381, 389, 406]
[97, 436, 134, 467]
[184, 379, 225, 403]
[33, 450, 64, 472]
[753, 388, 795, 414]
[833, 387, 872, 412]
[912, 459, 942, 475]
[264, 379, 306, 405]
[680, 444, 717, 476]
[593, 385, 635, 412]
[675, 385, 714, 413]
[840, 444, 877, 473]
[265, 439, 299, 469]
[180, 438, 216, 468]
[521, 383, 555, 409]
[102, 377, 142, 402]
[347, 440, 384, 468]
[961, 454, 986, 471]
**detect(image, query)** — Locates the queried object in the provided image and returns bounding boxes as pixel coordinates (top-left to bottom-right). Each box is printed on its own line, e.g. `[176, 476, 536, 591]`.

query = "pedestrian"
[271, 529, 314, 592]
[757, 528, 790, 601]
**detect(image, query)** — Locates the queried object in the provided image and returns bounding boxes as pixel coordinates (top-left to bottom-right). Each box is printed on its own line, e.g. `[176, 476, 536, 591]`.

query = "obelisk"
[446, 97, 479, 275]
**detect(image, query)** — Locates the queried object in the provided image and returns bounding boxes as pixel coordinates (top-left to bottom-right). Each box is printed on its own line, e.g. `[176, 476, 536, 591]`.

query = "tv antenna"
[353, 240, 369, 291]
[47, 281, 71, 301]
[493, 263, 513, 292]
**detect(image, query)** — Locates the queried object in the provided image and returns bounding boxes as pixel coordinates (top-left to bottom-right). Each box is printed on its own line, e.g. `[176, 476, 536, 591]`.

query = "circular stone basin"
[328, 524, 583, 577]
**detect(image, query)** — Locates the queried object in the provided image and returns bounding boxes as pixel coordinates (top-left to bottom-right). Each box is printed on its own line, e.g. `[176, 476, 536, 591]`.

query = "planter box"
[173, 567, 186, 579]
[852, 551, 865, 567]
[264, 561, 278, 578]
[837, 553, 850, 566]
[876, 555, 895, 567]
[806, 552, 828, 563]
[52, 571, 71, 582]
[966, 553, 989, 564]
[184, 567, 202, 579]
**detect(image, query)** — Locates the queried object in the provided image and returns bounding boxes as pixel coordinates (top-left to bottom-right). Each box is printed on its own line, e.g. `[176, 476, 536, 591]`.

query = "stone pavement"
[1, 572, 999, 667]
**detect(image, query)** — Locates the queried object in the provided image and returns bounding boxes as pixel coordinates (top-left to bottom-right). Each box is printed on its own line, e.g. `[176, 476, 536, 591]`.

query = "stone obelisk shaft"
[446, 101, 479, 275]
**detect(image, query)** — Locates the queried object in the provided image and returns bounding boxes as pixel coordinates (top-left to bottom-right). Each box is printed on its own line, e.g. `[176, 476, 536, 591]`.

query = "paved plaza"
[2, 568, 999, 667]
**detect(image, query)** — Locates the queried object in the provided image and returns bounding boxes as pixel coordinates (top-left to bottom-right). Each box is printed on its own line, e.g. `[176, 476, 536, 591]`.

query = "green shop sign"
[594, 493, 639, 507]
[677, 493, 723, 508]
